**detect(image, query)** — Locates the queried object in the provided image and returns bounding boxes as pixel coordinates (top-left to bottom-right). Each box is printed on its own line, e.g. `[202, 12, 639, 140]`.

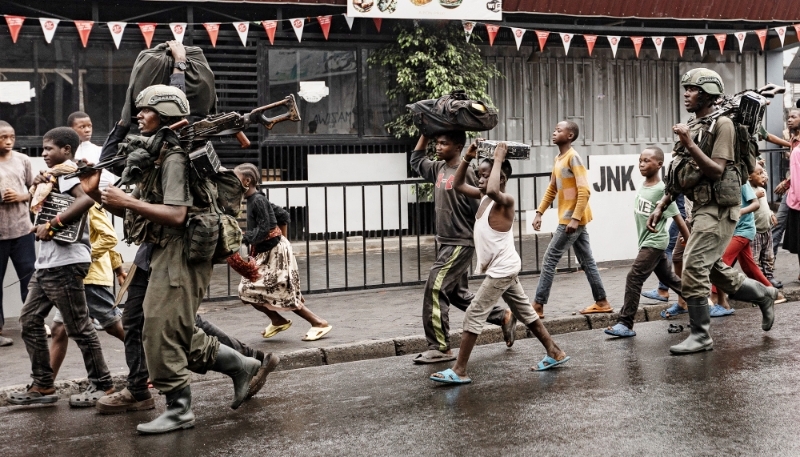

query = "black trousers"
[618, 247, 683, 329]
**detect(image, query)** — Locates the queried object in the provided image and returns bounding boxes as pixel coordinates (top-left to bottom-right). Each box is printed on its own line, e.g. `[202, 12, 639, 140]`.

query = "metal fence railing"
[202, 171, 579, 301]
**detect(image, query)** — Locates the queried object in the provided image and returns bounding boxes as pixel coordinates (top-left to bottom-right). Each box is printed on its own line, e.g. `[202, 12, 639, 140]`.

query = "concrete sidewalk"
[1, 252, 798, 404]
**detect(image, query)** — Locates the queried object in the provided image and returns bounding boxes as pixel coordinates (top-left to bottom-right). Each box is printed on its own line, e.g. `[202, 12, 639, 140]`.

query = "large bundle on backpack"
[120, 43, 217, 123]
[406, 90, 498, 136]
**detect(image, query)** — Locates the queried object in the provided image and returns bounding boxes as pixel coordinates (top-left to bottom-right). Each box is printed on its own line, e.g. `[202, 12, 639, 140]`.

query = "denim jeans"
[20, 263, 112, 390]
[534, 224, 607, 305]
[0, 233, 36, 330]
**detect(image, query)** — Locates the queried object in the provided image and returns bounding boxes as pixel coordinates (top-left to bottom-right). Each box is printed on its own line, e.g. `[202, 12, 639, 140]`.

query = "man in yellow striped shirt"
[531, 121, 613, 318]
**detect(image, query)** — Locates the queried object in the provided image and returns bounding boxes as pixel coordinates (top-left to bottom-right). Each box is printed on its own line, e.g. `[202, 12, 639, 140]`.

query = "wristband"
[54, 215, 64, 227]
[462, 157, 472, 164]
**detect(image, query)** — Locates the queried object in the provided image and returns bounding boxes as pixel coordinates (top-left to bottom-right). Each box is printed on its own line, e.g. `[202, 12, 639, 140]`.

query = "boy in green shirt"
[606, 147, 691, 337]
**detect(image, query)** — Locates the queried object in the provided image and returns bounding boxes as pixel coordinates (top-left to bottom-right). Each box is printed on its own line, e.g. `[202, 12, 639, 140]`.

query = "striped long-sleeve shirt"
[536, 148, 593, 226]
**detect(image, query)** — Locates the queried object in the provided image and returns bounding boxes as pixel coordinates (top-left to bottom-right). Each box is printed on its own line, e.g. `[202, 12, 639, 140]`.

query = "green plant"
[367, 21, 501, 139]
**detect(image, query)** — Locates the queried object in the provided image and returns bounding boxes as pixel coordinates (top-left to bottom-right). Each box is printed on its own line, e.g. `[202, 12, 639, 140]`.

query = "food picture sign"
[348, 0, 502, 20]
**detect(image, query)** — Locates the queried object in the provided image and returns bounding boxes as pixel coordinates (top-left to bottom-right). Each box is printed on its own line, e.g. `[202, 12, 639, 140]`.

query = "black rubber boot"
[729, 278, 777, 331]
[211, 344, 261, 410]
[669, 298, 713, 355]
[136, 386, 194, 435]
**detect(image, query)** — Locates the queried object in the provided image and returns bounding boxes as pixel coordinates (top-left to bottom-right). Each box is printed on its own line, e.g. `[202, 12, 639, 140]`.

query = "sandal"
[660, 303, 688, 319]
[7, 385, 59, 405]
[302, 325, 333, 341]
[262, 320, 292, 339]
[70, 384, 112, 407]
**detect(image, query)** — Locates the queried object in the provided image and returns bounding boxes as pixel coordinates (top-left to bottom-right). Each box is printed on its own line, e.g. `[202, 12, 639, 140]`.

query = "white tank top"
[474, 196, 521, 278]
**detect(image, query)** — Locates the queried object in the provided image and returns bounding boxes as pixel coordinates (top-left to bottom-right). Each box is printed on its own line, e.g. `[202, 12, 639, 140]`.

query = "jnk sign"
[348, 0, 502, 20]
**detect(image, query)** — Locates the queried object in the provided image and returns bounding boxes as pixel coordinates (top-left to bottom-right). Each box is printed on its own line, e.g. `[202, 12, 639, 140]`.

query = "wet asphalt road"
[2, 305, 799, 457]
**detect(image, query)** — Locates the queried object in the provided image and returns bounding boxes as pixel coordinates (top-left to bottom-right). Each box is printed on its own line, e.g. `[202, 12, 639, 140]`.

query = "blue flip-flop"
[660, 303, 688, 319]
[709, 304, 735, 317]
[533, 355, 571, 371]
[430, 368, 472, 384]
[642, 289, 668, 302]
[604, 323, 636, 338]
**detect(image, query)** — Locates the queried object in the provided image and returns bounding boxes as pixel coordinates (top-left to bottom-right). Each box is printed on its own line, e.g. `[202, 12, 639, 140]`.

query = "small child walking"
[531, 121, 612, 317]
[429, 141, 569, 384]
[233, 163, 332, 342]
[605, 147, 690, 337]
[750, 166, 781, 289]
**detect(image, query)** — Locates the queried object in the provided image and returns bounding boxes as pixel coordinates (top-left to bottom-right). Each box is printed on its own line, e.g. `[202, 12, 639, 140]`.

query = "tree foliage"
[367, 21, 501, 139]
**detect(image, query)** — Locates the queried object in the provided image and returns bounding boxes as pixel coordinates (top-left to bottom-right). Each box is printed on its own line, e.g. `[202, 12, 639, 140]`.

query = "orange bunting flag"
[203, 23, 220, 47]
[317, 16, 332, 40]
[631, 36, 644, 58]
[139, 23, 156, 48]
[373, 18, 382, 33]
[535, 30, 549, 51]
[675, 36, 687, 57]
[486, 24, 499, 46]
[583, 34, 597, 56]
[75, 20, 93, 48]
[262, 20, 277, 45]
[4, 15, 24, 43]
[714, 34, 726, 54]
[755, 29, 767, 50]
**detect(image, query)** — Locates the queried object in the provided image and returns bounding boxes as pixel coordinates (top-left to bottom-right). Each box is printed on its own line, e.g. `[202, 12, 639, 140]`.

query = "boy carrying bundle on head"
[605, 147, 690, 338]
[429, 141, 568, 384]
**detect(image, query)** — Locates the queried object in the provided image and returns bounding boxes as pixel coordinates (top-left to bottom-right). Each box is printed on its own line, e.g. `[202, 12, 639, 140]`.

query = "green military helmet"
[680, 68, 724, 95]
[134, 84, 190, 118]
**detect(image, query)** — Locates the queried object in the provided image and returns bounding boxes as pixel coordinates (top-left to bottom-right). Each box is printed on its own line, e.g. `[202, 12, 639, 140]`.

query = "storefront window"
[269, 49, 358, 135]
[362, 50, 401, 137]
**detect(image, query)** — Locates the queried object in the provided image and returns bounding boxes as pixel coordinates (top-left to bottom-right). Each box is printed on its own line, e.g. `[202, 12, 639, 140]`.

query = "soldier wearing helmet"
[81, 41, 266, 435]
[648, 68, 777, 355]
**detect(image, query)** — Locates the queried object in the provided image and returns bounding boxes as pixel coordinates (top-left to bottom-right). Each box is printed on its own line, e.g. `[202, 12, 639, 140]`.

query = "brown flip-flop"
[579, 303, 614, 314]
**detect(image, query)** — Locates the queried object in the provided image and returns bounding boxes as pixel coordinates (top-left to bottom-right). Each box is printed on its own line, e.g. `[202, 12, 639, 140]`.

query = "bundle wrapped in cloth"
[29, 163, 78, 214]
[406, 90, 498, 137]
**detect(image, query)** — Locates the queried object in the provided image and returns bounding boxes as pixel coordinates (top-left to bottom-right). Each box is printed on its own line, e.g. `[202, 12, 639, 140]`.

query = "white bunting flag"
[511, 27, 525, 50]
[559, 33, 573, 55]
[463, 21, 475, 43]
[776, 26, 787, 47]
[233, 21, 249, 46]
[170, 22, 187, 43]
[651, 36, 665, 58]
[39, 18, 59, 44]
[694, 35, 707, 55]
[345, 15, 354, 30]
[291, 18, 305, 43]
[607, 36, 621, 58]
[735, 31, 747, 53]
[108, 21, 126, 49]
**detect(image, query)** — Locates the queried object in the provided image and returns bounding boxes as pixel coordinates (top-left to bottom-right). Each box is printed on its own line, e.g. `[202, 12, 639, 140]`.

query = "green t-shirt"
[635, 181, 679, 250]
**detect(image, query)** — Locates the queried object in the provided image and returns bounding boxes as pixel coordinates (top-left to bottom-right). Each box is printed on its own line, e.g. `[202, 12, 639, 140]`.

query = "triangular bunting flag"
[345, 15, 354, 30]
[75, 20, 93, 48]
[775, 26, 787, 47]
[262, 21, 277, 45]
[169, 22, 187, 43]
[584, 34, 597, 56]
[291, 18, 304, 42]
[233, 21, 249, 46]
[317, 16, 332, 40]
[203, 23, 220, 47]
[755, 29, 767, 50]
[694, 35, 707, 55]
[511, 28, 525, 50]
[463, 21, 475, 43]
[559, 33, 573, 55]
[735, 31, 746, 52]
[39, 18, 59, 44]
[651, 36, 665, 58]
[714, 33, 726, 54]
[631, 36, 644, 58]
[795, 25, 800, 44]
[4, 15, 24, 43]
[108, 22, 126, 49]
[607, 36, 621, 58]
[139, 23, 156, 48]
[535, 31, 549, 51]
[373, 18, 382, 33]
[486, 24, 499, 46]
[675, 36, 687, 57]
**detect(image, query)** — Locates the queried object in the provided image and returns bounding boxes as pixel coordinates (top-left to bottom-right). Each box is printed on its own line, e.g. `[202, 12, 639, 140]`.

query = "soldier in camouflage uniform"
[648, 68, 778, 355]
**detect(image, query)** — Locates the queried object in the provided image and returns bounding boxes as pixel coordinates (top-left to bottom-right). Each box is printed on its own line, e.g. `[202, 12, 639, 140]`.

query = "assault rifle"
[64, 95, 301, 179]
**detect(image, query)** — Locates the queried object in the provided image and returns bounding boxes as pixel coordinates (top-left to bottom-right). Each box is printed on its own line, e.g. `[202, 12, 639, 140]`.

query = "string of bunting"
[2, 13, 382, 49]
[5, 13, 800, 55]
[463, 20, 800, 58]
